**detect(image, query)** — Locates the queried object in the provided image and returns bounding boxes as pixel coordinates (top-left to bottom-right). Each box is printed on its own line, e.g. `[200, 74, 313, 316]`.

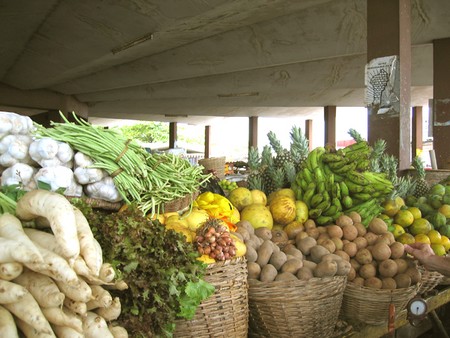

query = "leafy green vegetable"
[76, 201, 213, 337]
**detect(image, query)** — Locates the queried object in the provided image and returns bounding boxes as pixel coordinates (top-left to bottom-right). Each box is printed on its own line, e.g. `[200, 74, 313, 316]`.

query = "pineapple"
[290, 126, 309, 171]
[369, 139, 387, 172]
[412, 156, 429, 197]
[268, 131, 293, 170]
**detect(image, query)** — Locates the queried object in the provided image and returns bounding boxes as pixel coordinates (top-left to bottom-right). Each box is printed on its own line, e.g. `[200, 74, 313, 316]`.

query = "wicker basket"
[161, 191, 200, 213]
[418, 265, 444, 295]
[67, 196, 123, 211]
[341, 282, 419, 326]
[198, 157, 226, 179]
[247, 276, 347, 338]
[173, 257, 249, 338]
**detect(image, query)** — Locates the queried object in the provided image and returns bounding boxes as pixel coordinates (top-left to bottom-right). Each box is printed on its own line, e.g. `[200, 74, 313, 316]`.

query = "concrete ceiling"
[0, 0, 448, 126]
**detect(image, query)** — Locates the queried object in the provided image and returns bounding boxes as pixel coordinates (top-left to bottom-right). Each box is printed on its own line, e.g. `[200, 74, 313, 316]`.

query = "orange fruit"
[409, 218, 432, 236]
[438, 204, 450, 218]
[441, 235, 450, 252]
[414, 233, 431, 244]
[397, 233, 415, 245]
[392, 224, 406, 239]
[382, 200, 401, 217]
[428, 229, 442, 244]
[394, 210, 414, 227]
[431, 244, 446, 256]
[407, 207, 422, 220]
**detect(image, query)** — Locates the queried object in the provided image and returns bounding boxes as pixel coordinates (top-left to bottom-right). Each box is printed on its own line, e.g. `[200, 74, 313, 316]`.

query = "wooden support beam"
[324, 106, 336, 147]
[249, 116, 258, 149]
[412, 106, 423, 157]
[305, 119, 313, 150]
[169, 122, 177, 149]
[204, 125, 211, 158]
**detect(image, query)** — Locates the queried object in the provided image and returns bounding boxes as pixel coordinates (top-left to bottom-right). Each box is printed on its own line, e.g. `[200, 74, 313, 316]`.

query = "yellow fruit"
[431, 244, 446, 256]
[440, 236, 450, 251]
[197, 254, 215, 264]
[181, 209, 210, 231]
[414, 233, 431, 244]
[240, 204, 274, 229]
[251, 189, 267, 205]
[230, 207, 240, 223]
[268, 188, 296, 204]
[234, 239, 247, 257]
[295, 200, 309, 223]
[407, 207, 422, 220]
[428, 229, 442, 244]
[409, 218, 432, 236]
[228, 187, 253, 211]
[392, 224, 406, 239]
[394, 210, 414, 227]
[395, 196, 406, 208]
[272, 224, 285, 231]
[397, 233, 415, 245]
[438, 204, 450, 218]
[270, 196, 296, 225]
[382, 199, 401, 217]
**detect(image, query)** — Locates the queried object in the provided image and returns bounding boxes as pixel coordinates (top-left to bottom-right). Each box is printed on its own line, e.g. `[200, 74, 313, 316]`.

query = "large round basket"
[417, 265, 444, 295]
[161, 191, 200, 213]
[173, 257, 248, 338]
[198, 157, 226, 179]
[341, 282, 419, 326]
[247, 276, 347, 338]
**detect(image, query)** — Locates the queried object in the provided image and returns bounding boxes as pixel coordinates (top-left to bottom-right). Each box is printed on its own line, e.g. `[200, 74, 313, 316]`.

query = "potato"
[347, 267, 357, 281]
[283, 246, 303, 260]
[303, 219, 316, 230]
[235, 227, 250, 241]
[394, 273, 412, 288]
[330, 237, 344, 251]
[271, 229, 289, 247]
[375, 232, 395, 245]
[306, 227, 320, 240]
[231, 232, 244, 242]
[334, 250, 350, 262]
[236, 220, 254, 235]
[260, 264, 278, 282]
[368, 218, 388, 235]
[245, 245, 258, 263]
[256, 240, 274, 267]
[269, 251, 288, 270]
[348, 212, 362, 224]
[353, 236, 368, 250]
[255, 227, 273, 240]
[281, 258, 303, 274]
[270, 241, 281, 254]
[321, 253, 343, 263]
[297, 267, 314, 281]
[364, 232, 379, 246]
[353, 222, 367, 236]
[358, 263, 376, 279]
[310, 245, 331, 263]
[317, 233, 330, 243]
[295, 231, 309, 241]
[371, 242, 391, 261]
[247, 262, 261, 280]
[336, 259, 351, 276]
[355, 248, 373, 265]
[314, 260, 337, 278]
[389, 242, 405, 259]
[336, 215, 354, 227]
[381, 277, 397, 290]
[343, 242, 358, 258]
[319, 239, 336, 253]
[302, 260, 317, 270]
[342, 225, 358, 241]
[352, 276, 365, 286]
[296, 236, 317, 255]
[378, 259, 398, 278]
[327, 225, 343, 239]
[394, 258, 409, 274]
[350, 258, 361, 272]
[364, 276, 383, 289]
[275, 272, 298, 281]
[405, 266, 422, 284]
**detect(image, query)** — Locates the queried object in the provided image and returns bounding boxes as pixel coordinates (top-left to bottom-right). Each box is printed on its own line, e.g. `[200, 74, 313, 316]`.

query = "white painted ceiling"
[0, 0, 448, 126]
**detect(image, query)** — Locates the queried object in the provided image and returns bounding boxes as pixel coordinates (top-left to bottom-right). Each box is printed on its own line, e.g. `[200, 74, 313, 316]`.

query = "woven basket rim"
[66, 196, 123, 211]
[161, 191, 199, 213]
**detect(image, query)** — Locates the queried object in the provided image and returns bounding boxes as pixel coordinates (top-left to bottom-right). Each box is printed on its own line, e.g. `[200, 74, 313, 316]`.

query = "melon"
[240, 204, 274, 229]
[270, 196, 296, 225]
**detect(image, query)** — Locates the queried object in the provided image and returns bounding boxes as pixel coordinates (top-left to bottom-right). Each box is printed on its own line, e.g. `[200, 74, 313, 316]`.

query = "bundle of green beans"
[33, 112, 212, 214]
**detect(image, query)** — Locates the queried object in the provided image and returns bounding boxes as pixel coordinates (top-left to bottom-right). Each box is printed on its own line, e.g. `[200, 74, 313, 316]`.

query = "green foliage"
[119, 122, 170, 143]
[80, 203, 213, 337]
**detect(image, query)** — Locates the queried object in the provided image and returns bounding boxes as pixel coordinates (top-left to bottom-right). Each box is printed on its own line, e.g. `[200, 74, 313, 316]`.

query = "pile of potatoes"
[234, 220, 351, 282]
[234, 211, 422, 288]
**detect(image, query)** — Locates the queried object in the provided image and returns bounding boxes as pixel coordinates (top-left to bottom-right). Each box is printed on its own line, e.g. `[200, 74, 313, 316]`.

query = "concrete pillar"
[411, 106, 423, 157]
[433, 38, 450, 169]
[367, 0, 411, 169]
[249, 116, 258, 149]
[305, 119, 313, 150]
[324, 106, 336, 147]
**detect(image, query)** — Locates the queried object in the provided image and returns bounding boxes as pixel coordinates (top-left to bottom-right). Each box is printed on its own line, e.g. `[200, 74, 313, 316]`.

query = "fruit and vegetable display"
[0, 189, 128, 337]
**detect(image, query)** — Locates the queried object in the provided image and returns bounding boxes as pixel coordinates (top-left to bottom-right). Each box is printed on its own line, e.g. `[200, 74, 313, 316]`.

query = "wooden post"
[204, 125, 211, 158]
[411, 106, 423, 158]
[249, 116, 258, 149]
[324, 106, 336, 147]
[169, 122, 177, 149]
[305, 119, 313, 150]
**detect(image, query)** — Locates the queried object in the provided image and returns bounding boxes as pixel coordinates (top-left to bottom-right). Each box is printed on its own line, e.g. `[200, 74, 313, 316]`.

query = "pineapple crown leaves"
[267, 131, 286, 155]
[247, 175, 265, 191]
[389, 175, 417, 200]
[348, 128, 365, 143]
[290, 126, 309, 162]
[261, 145, 274, 167]
[380, 154, 399, 183]
[283, 162, 297, 186]
[269, 167, 286, 190]
[411, 156, 426, 179]
[369, 139, 387, 172]
[247, 146, 261, 171]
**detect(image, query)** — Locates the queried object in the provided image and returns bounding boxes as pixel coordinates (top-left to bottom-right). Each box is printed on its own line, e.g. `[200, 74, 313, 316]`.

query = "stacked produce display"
[2, 110, 450, 337]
